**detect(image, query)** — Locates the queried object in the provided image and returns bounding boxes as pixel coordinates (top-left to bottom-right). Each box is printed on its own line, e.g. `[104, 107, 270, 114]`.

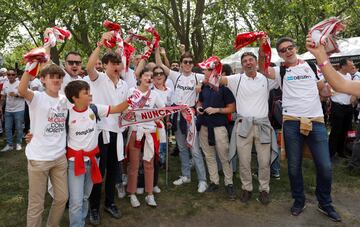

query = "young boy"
[19, 64, 69, 227]
[64, 80, 128, 227]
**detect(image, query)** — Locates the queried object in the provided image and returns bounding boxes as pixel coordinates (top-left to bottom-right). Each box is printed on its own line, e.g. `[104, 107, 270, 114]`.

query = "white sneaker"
[1, 144, 13, 152]
[122, 174, 128, 186]
[153, 186, 161, 194]
[129, 194, 140, 208]
[197, 181, 208, 193]
[116, 183, 126, 199]
[16, 144, 22, 151]
[136, 187, 144, 195]
[173, 176, 191, 186]
[145, 195, 157, 207]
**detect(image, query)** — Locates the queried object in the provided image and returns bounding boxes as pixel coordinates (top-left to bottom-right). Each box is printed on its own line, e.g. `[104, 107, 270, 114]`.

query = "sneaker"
[257, 191, 270, 205]
[15, 144, 22, 151]
[173, 176, 191, 186]
[145, 194, 157, 207]
[153, 185, 161, 193]
[271, 173, 281, 180]
[291, 202, 306, 216]
[317, 204, 341, 222]
[136, 187, 144, 195]
[129, 194, 140, 208]
[89, 208, 100, 225]
[104, 203, 121, 219]
[0, 144, 13, 152]
[240, 190, 252, 203]
[206, 183, 219, 192]
[226, 184, 236, 200]
[197, 181, 208, 193]
[116, 183, 126, 198]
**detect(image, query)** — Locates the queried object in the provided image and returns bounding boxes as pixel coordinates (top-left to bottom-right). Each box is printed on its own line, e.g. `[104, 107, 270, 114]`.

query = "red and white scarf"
[234, 31, 271, 75]
[198, 56, 222, 91]
[309, 17, 346, 56]
[128, 25, 160, 60]
[43, 26, 71, 48]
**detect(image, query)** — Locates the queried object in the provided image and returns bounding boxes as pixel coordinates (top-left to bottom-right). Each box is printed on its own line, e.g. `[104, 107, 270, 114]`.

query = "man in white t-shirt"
[1, 69, 25, 152]
[86, 32, 129, 225]
[329, 58, 355, 159]
[0, 68, 8, 135]
[155, 47, 208, 193]
[259, 36, 341, 222]
[60, 51, 84, 94]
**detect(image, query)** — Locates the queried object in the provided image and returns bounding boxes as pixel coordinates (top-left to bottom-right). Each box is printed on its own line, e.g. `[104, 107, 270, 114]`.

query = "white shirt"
[1, 80, 25, 112]
[153, 86, 173, 106]
[29, 78, 44, 91]
[274, 62, 323, 117]
[227, 73, 277, 118]
[168, 70, 204, 106]
[25, 92, 68, 161]
[122, 68, 137, 89]
[90, 72, 128, 132]
[331, 72, 352, 105]
[128, 87, 165, 131]
[67, 104, 110, 161]
[60, 71, 85, 94]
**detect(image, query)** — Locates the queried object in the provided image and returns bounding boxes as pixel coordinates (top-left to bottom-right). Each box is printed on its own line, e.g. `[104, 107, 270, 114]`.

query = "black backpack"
[270, 62, 318, 126]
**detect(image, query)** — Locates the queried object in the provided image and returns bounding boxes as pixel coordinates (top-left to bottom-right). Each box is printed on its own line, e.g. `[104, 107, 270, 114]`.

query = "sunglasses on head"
[182, 60, 193, 65]
[153, 72, 165, 77]
[279, 45, 296, 54]
[67, 60, 82, 66]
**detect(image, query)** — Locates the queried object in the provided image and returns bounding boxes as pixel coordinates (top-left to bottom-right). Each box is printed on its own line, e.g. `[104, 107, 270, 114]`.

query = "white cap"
[0, 68, 7, 73]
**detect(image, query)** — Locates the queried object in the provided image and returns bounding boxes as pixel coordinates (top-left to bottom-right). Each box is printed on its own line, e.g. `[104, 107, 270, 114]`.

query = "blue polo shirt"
[198, 84, 235, 127]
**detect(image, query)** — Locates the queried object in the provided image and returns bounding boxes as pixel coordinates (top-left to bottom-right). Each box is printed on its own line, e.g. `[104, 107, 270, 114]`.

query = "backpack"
[271, 62, 318, 126]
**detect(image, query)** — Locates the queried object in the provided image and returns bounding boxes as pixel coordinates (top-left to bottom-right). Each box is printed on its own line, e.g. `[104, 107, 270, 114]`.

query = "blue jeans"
[271, 129, 281, 176]
[175, 120, 206, 182]
[159, 143, 166, 165]
[4, 110, 24, 146]
[68, 160, 93, 227]
[283, 120, 332, 207]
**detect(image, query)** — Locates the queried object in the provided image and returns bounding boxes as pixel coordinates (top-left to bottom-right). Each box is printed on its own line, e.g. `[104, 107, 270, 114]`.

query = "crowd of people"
[2, 28, 360, 227]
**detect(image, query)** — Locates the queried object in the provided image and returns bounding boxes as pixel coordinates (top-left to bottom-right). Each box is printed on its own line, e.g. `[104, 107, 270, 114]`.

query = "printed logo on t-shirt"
[44, 110, 66, 136]
[176, 84, 194, 91]
[75, 127, 95, 136]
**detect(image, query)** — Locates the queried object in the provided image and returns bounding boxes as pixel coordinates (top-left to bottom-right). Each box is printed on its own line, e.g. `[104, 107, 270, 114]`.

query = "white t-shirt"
[168, 70, 204, 106]
[29, 78, 44, 91]
[128, 87, 165, 131]
[1, 80, 25, 112]
[67, 104, 110, 161]
[153, 86, 173, 106]
[331, 72, 352, 105]
[60, 71, 85, 94]
[122, 68, 137, 89]
[227, 73, 278, 118]
[274, 62, 323, 117]
[90, 72, 128, 132]
[25, 92, 68, 161]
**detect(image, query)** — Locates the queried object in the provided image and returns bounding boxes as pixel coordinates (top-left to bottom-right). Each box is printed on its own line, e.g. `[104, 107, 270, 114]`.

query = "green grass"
[0, 136, 360, 226]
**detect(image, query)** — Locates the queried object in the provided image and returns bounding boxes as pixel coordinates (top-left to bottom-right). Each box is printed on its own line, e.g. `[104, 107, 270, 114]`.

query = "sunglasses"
[153, 72, 165, 77]
[182, 60, 193, 65]
[278, 45, 296, 54]
[7, 73, 16, 76]
[66, 60, 82, 66]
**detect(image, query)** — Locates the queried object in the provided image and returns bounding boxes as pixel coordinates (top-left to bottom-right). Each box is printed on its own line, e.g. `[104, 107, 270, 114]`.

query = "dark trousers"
[350, 123, 360, 168]
[329, 101, 353, 157]
[90, 131, 121, 209]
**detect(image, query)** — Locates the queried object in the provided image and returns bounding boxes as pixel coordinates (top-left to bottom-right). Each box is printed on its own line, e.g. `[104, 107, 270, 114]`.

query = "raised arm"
[258, 35, 276, 79]
[160, 47, 170, 68]
[18, 72, 34, 102]
[306, 35, 360, 97]
[155, 47, 170, 75]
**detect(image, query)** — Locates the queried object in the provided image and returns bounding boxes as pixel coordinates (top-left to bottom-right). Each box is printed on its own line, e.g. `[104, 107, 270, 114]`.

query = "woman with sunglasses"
[126, 67, 165, 208]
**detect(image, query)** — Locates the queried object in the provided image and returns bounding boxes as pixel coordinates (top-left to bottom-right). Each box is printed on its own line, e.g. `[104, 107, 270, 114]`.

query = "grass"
[0, 136, 360, 226]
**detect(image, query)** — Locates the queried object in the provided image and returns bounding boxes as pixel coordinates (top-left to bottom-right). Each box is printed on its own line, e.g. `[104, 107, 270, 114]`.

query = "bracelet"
[318, 60, 329, 69]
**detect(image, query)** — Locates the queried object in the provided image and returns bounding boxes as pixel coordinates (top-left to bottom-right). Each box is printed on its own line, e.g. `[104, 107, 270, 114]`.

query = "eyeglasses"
[182, 60, 193, 65]
[278, 45, 296, 54]
[153, 72, 165, 77]
[7, 73, 16, 76]
[66, 60, 82, 66]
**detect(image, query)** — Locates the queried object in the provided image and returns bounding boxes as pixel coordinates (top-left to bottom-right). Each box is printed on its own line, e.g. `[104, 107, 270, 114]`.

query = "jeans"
[4, 110, 24, 145]
[283, 120, 332, 207]
[159, 143, 166, 165]
[270, 129, 281, 176]
[68, 160, 93, 227]
[175, 120, 206, 182]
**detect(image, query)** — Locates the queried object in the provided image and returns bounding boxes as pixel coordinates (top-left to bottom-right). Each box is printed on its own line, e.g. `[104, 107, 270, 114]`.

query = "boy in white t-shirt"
[64, 80, 128, 227]
[18, 64, 69, 227]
